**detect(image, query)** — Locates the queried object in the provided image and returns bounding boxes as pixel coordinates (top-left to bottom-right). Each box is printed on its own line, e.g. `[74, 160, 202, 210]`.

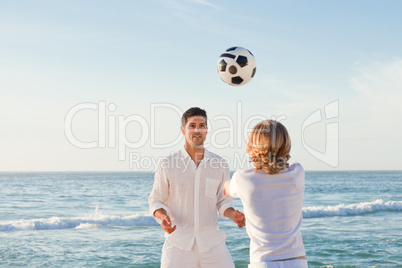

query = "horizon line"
[0, 169, 401, 173]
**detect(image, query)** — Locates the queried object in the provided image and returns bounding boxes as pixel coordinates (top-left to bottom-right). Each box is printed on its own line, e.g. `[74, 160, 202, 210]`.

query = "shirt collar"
[180, 146, 190, 160]
[180, 146, 211, 162]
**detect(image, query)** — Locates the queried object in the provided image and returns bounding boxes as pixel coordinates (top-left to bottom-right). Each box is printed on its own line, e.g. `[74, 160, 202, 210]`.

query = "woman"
[224, 120, 308, 268]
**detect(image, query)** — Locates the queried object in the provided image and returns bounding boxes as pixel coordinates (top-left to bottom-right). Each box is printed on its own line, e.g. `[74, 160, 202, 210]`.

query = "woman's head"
[246, 120, 291, 174]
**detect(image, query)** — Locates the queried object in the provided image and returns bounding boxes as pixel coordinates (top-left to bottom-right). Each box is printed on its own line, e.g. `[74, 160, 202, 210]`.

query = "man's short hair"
[182, 107, 207, 126]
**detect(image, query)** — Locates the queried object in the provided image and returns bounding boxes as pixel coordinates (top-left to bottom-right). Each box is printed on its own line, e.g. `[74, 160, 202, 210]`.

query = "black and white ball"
[217, 47, 256, 86]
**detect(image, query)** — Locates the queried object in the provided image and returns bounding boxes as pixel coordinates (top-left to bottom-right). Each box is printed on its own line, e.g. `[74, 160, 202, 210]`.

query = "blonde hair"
[246, 120, 291, 174]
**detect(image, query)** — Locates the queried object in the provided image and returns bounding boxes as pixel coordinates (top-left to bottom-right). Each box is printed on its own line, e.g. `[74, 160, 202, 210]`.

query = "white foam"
[75, 223, 99, 229]
[2, 199, 401, 231]
[303, 199, 402, 218]
[0, 214, 158, 232]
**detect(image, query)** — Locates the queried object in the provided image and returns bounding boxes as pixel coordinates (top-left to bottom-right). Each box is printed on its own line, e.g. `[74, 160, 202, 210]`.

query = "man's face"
[181, 116, 208, 148]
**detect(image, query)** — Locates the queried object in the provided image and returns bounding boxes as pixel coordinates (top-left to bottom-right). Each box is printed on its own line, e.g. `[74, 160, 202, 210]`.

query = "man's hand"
[231, 210, 246, 228]
[161, 215, 177, 234]
[154, 208, 177, 234]
[224, 207, 246, 228]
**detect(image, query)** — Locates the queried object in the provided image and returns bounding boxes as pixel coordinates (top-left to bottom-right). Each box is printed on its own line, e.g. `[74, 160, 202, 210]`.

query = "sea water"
[0, 171, 401, 267]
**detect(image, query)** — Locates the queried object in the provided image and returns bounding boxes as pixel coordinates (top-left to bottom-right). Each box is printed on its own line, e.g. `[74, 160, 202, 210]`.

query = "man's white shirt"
[149, 147, 233, 253]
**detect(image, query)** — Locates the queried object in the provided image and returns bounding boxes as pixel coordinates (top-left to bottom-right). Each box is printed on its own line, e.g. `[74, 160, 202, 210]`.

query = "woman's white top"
[230, 163, 306, 262]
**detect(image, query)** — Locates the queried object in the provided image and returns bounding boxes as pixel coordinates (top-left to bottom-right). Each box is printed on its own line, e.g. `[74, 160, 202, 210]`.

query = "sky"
[1, 0, 401, 171]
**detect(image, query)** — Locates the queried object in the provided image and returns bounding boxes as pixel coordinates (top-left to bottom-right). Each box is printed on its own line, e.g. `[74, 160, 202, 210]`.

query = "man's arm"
[223, 180, 232, 197]
[216, 161, 244, 228]
[224, 207, 245, 228]
[222, 173, 244, 227]
[154, 208, 177, 234]
[148, 159, 176, 234]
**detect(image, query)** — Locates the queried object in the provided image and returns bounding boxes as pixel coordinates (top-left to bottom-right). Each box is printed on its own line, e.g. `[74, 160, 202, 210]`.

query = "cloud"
[191, 0, 221, 10]
[349, 59, 402, 127]
[253, 59, 402, 170]
[333, 58, 402, 169]
[351, 59, 402, 98]
[160, 0, 221, 12]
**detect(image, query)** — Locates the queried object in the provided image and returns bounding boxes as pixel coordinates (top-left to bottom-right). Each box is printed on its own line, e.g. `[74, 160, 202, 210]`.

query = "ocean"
[1, 171, 401, 267]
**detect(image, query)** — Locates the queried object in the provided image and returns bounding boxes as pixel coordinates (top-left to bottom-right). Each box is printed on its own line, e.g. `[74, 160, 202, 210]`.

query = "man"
[149, 107, 245, 268]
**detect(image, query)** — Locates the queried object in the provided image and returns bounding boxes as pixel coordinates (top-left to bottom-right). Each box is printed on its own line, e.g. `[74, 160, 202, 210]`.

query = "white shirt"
[230, 163, 306, 262]
[148, 147, 233, 253]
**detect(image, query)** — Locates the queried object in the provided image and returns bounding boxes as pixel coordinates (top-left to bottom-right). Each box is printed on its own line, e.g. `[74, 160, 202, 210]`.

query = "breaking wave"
[1, 199, 400, 232]
[0, 205, 158, 232]
[303, 199, 402, 218]
[0, 214, 158, 232]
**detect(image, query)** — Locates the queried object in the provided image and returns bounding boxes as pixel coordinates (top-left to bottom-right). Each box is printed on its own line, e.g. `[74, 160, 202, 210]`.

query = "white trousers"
[248, 259, 308, 268]
[161, 239, 235, 268]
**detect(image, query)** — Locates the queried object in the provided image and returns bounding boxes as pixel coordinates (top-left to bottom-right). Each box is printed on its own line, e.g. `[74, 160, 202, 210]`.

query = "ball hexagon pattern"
[217, 47, 256, 86]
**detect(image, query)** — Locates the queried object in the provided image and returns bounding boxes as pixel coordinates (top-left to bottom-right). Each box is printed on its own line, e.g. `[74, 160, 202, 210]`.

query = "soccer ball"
[217, 47, 256, 86]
